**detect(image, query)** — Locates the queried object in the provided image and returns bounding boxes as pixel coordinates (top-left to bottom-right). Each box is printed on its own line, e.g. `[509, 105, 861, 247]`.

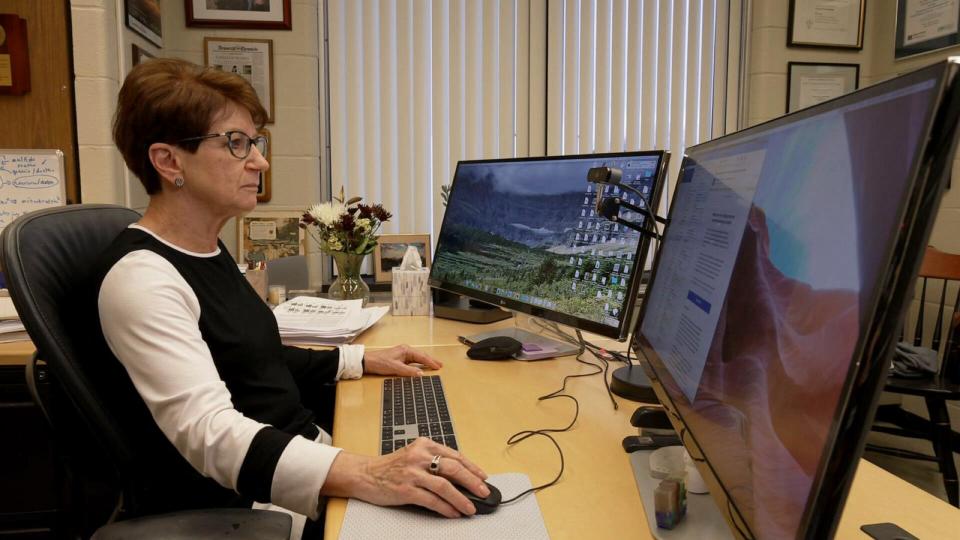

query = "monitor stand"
[627, 450, 732, 539]
[432, 290, 511, 324]
[464, 327, 580, 361]
[611, 364, 660, 403]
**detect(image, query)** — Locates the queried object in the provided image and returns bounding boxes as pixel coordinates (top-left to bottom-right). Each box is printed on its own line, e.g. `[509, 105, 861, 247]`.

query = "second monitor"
[430, 151, 669, 357]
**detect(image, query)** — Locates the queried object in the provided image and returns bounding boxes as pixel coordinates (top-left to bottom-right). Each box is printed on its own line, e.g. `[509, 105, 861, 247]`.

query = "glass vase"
[328, 251, 370, 306]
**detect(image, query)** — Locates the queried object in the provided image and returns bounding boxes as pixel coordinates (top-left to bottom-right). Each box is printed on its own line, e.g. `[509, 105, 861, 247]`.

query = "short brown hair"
[112, 58, 268, 194]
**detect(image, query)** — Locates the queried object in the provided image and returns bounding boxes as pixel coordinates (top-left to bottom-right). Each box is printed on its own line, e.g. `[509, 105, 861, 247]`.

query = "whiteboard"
[0, 149, 66, 233]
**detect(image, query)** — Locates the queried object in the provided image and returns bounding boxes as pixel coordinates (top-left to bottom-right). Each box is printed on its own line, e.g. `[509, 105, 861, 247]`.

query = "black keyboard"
[380, 375, 459, 455]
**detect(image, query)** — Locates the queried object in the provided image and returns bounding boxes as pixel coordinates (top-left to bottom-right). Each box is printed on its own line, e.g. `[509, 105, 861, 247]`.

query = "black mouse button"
[456, 482, 502, 515]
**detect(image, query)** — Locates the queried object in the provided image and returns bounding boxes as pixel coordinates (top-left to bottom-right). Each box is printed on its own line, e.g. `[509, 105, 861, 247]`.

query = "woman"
[89, 58, 489, 537]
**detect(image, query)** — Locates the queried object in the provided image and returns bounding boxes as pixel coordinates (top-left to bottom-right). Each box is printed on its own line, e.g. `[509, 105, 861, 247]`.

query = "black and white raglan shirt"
[82, 225, 363, 519]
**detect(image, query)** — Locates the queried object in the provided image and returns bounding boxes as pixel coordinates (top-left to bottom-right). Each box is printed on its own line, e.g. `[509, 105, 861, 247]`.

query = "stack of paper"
[273, 296, 388, 346]
[0, 294, 29, 343]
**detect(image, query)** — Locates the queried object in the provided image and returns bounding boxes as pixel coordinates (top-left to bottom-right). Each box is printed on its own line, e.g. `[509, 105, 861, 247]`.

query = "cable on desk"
[500, 339, 601, 505]
[528, 318, 621, 410]
[499, 393, 577, 504]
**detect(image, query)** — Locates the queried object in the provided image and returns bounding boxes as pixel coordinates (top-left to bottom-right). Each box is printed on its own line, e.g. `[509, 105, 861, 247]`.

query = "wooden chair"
[867, 246, 960, 507]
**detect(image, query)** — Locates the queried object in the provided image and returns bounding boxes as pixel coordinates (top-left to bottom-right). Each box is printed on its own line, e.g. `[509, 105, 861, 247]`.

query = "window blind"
[325, 0, 740, 240]
[546, 0, 735, 213]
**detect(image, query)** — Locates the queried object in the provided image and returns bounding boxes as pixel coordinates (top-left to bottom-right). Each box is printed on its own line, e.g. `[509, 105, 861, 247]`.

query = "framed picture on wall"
[131, 43, 156, 66]
[787, 62, 859, 113]
[788, 0, 865, 49]
[237, 209, 305, 264]
[257, 128, 272, 203]
[374, 234, 432, 283]
[185, 0, 292, 30]
[895, 0, 960, 59]
[203, 37, 275, 123]
[124, 0, 162, 47]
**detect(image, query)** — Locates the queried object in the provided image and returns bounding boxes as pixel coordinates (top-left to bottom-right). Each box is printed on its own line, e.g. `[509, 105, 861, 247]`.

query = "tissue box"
[391, 267, 430, 316]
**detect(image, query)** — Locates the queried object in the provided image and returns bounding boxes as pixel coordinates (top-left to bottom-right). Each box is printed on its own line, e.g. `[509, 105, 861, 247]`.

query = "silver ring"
[429, 455, 442, 475]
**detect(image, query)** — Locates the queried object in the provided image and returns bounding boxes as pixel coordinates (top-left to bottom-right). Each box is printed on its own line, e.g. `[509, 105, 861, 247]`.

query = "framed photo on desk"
[374, 234, 431, 283]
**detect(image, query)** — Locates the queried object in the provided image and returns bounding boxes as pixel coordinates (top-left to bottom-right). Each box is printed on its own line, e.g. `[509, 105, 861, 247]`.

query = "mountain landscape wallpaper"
[433, 159, 650, 326]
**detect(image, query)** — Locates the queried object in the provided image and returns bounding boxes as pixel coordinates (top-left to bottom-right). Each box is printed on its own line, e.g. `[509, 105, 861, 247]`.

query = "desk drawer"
[0, 364, 58, 536]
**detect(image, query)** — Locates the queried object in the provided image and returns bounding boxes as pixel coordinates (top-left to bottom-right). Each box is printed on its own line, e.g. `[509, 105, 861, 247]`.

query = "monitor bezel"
[631, 61, 960, 539]
[429, 150, 670, 340]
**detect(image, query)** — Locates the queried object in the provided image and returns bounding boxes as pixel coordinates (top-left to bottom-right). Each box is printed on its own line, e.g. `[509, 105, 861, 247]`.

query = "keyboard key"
[441, 422, 453, 434]
[394, 440, 406, 450]
[381, 441, 393, 455]
[444, 435, 458, 449]
[431, 436, 444, 445]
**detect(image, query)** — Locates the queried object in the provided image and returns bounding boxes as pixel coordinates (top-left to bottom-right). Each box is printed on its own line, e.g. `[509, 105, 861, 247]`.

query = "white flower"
[309, 202, 345, 227]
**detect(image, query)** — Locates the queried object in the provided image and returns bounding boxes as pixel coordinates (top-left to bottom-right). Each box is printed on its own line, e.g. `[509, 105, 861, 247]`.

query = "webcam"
[586, 166, 623, 185]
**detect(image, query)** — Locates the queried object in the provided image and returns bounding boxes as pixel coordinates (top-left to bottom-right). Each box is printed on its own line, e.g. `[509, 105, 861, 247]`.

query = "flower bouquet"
[300, 190, 392, 304]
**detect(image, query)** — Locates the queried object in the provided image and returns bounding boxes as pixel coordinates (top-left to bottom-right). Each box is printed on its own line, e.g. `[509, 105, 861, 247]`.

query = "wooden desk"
[0, 340, 34, 366]
[357, 308, 621, 350]
[326, 317, 960, 539]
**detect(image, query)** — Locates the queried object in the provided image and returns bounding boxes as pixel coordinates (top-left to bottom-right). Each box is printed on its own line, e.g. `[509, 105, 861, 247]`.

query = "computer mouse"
[466, 336, 522, 360]
[456, 481, 502, 515]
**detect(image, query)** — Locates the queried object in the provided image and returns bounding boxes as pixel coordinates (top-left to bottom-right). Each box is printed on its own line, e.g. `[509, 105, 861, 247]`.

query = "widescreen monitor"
[430, 151, 669, 340]
[633, 60, 960, 539]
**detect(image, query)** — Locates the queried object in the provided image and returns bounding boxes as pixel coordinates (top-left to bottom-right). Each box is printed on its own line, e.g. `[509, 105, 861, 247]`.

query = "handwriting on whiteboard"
[0, 152, 65, 232]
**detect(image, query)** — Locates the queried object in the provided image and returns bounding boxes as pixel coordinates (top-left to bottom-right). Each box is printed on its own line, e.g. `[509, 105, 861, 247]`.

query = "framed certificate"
[788, 0, 865, 49]
[257, 128, 272, 203]
[203, 37, 275, 123]
[131, 43, 156, 66]
[896, 0, 960, 59]
[787, 62, 859, 113]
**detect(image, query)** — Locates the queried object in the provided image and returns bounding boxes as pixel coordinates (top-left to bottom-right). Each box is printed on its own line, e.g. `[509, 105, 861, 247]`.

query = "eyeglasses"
[177, 130, 268, 159]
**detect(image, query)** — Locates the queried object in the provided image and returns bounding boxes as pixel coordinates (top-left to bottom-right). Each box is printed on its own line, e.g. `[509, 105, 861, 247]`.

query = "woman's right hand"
[322, 437, 490, 517]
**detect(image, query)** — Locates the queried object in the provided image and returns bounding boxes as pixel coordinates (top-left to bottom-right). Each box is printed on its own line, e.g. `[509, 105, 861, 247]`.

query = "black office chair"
[866, 245, 960, 507]
[0, 204, 292, 539]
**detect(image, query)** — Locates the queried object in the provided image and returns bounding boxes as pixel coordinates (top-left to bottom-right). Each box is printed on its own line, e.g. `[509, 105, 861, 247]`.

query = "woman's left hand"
[364, 344, 443, 377]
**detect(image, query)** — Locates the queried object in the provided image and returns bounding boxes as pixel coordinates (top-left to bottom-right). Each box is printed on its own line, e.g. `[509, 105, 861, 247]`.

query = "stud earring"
[174, 176, 184, 188]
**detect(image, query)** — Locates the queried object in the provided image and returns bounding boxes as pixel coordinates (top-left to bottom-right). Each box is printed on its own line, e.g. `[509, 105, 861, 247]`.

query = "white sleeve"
[99, 250, 340, 519]
[337, 344, 365, 380]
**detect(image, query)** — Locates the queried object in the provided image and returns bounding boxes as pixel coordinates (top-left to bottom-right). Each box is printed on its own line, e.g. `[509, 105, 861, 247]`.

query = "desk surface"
[326, 316, 960, 539]
[0, 339, 33, 365]
[3, 315, 958, 538]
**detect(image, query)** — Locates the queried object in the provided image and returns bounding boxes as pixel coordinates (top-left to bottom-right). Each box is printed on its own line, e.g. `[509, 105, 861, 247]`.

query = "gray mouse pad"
[338, 473, 549, 539]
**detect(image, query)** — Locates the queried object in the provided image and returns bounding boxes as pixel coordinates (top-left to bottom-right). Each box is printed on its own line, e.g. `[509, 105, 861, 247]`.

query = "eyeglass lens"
[226, 131, 268, 159]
